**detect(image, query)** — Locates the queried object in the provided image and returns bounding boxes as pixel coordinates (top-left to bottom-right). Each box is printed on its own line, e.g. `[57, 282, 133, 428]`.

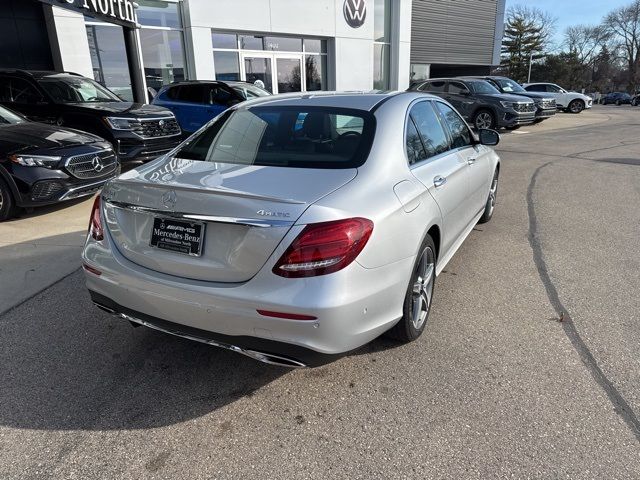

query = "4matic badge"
[257, 209, 291, 218]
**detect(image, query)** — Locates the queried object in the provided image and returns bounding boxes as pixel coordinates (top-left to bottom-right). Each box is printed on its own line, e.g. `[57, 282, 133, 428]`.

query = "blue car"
[152, 80, 271, 135]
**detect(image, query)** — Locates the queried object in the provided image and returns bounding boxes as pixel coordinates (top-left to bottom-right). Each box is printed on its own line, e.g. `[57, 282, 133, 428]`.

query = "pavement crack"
[527, 161, 640, 442]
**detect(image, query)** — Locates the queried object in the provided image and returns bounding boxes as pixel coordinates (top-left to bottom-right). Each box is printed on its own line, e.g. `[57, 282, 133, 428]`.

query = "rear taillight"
[273, 218, 373, 278]
[88, 196, 104, 241]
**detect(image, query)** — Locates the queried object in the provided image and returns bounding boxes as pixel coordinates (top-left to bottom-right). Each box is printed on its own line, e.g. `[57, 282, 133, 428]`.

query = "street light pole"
[528, 50, 534, 84]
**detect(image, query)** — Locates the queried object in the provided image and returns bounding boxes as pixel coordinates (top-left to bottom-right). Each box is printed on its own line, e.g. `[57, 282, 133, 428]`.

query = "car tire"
[616, 100, 621, 106]
[473, 109, 496, 130]
[568, 100, 585, 114]
[385, 234, 437, 343]
[505, 125, 521, 130]
[478, 167, 499, 224]
[533, 118, 545, 124]
[0, 177, 18, 222]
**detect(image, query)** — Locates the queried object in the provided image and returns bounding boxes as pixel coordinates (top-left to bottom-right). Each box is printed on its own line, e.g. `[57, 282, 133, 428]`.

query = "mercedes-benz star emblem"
[344, 0, 367, 28]
[91, 156, 104, 173]
[162, 190, 177, 210]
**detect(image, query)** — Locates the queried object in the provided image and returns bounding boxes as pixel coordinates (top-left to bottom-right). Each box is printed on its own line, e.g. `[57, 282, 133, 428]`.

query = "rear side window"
[435, 102, 472, 149]
[419, 81, 446, 93]
[407, 101, 450, 162]
[176, 85, 206, 103]
[448, 82, 469, 95]
[0, 77, 42, 104]
[177, 106, 375, 169]
[526, 84, 545, 92]
[165, 86, 180, 100]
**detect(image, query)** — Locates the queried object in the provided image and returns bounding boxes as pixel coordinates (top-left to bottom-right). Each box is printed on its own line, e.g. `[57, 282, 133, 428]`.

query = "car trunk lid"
[103, 158, 356, 282]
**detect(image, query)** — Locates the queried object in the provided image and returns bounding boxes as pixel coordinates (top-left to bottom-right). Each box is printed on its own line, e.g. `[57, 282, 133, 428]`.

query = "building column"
[42, 5, 93, 77]
[391, 0, 412, 90]
[123, 27, 147, 103]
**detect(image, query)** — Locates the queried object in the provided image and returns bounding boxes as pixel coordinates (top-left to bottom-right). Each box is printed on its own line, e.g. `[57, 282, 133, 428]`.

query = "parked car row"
[0, 69, 271, 221]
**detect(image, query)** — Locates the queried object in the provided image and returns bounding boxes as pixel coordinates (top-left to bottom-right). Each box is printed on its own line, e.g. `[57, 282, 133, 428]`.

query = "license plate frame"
[150, 217, 205, 257]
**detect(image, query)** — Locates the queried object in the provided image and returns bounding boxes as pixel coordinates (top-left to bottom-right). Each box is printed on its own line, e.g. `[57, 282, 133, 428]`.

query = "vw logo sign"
[91, 156, 104, 173]
[162, 190, 177, 210]
[344, 0, 367, 28]
[158, 119, 166, 128]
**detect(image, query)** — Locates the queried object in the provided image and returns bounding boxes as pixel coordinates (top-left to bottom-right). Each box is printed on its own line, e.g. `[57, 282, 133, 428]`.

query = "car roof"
[166, 80, 257, 87]
[237, 91, 411, 111]
[0, 69, 83, 79]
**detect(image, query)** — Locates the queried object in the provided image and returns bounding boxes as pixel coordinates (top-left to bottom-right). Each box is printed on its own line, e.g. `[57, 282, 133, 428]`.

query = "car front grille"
[514, 103, 536, 113]
[542, 99, 556, 109]
[32, 181, 64, 201]
[131, 117, 181, 139]
[66, 150, 118, 179]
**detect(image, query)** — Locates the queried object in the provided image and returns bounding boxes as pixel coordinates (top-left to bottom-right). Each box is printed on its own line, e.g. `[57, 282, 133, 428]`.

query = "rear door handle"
[433, 176, 447, 188]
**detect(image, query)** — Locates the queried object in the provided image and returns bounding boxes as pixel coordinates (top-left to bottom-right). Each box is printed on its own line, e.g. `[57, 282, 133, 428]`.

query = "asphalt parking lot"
[1, 105, 639, 479]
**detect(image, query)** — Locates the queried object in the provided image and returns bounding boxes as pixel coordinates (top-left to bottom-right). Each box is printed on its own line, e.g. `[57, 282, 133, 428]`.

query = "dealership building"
[0, 0, 506, 102]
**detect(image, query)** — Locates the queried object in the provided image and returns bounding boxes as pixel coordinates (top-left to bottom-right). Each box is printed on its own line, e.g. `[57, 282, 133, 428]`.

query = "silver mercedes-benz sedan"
[82, 91, 500, 368]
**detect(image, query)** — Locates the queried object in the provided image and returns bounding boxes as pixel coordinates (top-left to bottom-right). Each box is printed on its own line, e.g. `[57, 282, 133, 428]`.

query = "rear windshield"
[177, 106, 375, 169]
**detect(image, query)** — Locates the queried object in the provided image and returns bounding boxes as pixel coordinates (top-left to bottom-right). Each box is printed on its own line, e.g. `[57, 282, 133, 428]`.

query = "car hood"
[63, 101, 173, 118]
[0, 122, 105, 155]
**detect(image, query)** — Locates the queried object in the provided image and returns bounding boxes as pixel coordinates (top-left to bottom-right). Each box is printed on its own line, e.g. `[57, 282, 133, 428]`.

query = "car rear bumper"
[82, 226, 414, 363]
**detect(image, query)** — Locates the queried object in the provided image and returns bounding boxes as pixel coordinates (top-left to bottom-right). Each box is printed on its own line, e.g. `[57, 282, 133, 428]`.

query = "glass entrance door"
[275, 56, 302, 93]
[241, 54, 303, 94]
[242, 56, 274, 93]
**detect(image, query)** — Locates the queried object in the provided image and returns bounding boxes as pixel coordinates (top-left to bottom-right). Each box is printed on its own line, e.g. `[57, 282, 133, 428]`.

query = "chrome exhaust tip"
[243, 350, 307, 368]
[93, 302, 116, 314]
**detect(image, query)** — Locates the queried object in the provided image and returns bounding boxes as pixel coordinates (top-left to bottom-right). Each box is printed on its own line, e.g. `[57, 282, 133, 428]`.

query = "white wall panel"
[45, 7, 93, 77]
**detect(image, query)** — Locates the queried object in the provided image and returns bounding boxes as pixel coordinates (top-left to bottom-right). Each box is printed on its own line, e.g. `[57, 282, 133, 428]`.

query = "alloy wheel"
[475, 112, 493, 130]
[410, 246, 435, 331]
[0, 188, 4, 212]
[570, 101, 584, 113]
[487, 170, 499, 217]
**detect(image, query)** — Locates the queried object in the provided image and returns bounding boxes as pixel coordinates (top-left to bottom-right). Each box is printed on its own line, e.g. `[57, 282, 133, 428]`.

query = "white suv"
[523, 83, 593, 114]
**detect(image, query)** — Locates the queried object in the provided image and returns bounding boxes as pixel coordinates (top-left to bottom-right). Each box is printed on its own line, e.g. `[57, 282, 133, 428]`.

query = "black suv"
[466, 76, 557, 123]
[409, 78, 536, 130]
[0, 105, 119, 221]
[0, 70, 182, 163]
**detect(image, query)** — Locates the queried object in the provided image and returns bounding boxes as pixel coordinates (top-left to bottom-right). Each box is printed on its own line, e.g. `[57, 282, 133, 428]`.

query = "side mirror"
[478, 128, 500, 146]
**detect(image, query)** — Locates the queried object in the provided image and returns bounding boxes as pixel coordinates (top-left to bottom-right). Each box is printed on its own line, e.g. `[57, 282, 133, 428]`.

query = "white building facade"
[0, 0, 505, 102]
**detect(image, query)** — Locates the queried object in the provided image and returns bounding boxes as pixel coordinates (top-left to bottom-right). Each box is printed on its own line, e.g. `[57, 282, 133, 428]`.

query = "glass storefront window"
[304, 39, 327, 54]
[136, 0, 181, 28]
[212, 33, 238, 49]
[86, 25, 133, 101]
[410, 64, 430, 85]
[305, 55, 326, 91]
[264, 37, 302, 52]
[373, 43, 390, 90]
[213, 31, 329, 93]
[213, 51, 240, 81]
[374, 0, 391, 43]
[139, 29, 186, 91]
[239, 35, 264, 50]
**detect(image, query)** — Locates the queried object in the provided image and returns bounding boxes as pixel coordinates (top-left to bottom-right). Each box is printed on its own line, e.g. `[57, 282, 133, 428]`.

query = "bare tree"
[565, 25, 611, 66]
[604, 0, 640, 91]
[500, 5, 557, 82]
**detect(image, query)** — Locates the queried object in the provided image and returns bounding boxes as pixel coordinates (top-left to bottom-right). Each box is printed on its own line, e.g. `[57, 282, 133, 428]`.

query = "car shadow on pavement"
[0, 266, 290, 431]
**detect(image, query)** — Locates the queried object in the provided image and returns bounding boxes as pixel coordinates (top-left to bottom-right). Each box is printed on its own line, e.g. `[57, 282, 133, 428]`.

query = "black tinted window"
[526, 85, 545, 92]
[406, 118, 427, 165]
[448, 82, 469, 95]
[208, 86, 236, 106]
[1, 78, 42, 104]
[177, 106, 374, 169]
[435, 102, 472, 149]
[419, 81, 446, 93]
[177, 85, 206, 103]
[166, 86, 180, 100]
[409, 102, 450, 160]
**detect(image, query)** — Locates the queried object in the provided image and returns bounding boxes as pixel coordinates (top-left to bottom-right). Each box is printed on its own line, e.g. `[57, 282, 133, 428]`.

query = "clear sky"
[506, 0, 631, 46]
